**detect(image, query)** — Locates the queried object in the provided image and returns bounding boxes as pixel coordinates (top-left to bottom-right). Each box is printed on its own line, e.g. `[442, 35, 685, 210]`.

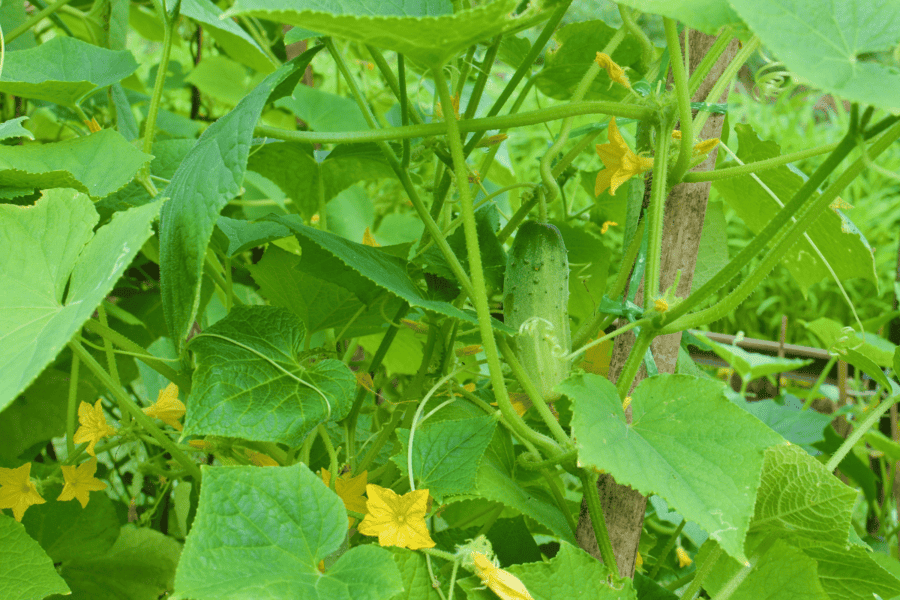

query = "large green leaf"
[247, 142, 394, 219]
[0, 117, 33, 141]
[692, 331, 812, 382]
[561, 372, 784, 561]
[96, 138, 197, 217]
[739, 395, 832, 453]
[0, 190, 160, 412]
[697, 537, 829, 600]
[713, 124, 878, 295]
[693, 200, 730, 293]
[0, 368, 97, 463]
[614, 0, 742, 35]
[0, 516, 69, 600]
[750, 444, 857, 546]
[185, 306, 355, 446]
[180, 0, 274, 74]
[275, 85, 369, 132]
[805, 316, 896, 367]
[393, 415, 499, 503]
[159, 47, 321, 349]
[224, 0, 524, 66]
[248, 244, 400, 337]
[52, 525, 181, 600]
[552, 220, 610, 329]
[0, 129, 152, 199]
[266, 215, 516, 334]
[730, 0, 900, 112]
[388, 549, 443, 600]
[0, 36, 138, 105]
[476, 449, 576, 545]
[798, 540, 900, 600]
[457, 543, 635, 600]
[173, 464, 403, 600]
[22, 485, 119, 564]
[535, 20, 642, 102]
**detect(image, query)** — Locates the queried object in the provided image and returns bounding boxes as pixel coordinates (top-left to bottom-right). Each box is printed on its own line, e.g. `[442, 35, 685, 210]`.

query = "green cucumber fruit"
[503, 221, 571, 401]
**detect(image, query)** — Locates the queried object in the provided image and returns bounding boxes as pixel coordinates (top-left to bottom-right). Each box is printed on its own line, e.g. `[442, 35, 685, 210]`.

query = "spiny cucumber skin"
[503, 221, 571, 401]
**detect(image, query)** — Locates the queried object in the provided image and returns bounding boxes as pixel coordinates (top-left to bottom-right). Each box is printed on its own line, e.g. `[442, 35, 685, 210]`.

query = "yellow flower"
[490, 392, 529, 417]
[322, 468, 368, 527]
[358, 484, 435, 549]
[475, 133, 508, 148]
[356, 371, 375, 393]
[436, 94, 460, 120]
[622, 396, 632, 411]
[635, 551, 644, 569]
[594, 52, 631, 89]
[600, 221, 617, 234]
[362, 227, 380, 247]
[654, 298, 669, 312]
[595, 117, 654, 196]
[245, 449, 279, 467]
[671, 130, 720, 156]
[676, 546, 693, 568]
[455, 344, 482, 357]
[0, 463, 45, 522]
[143, 383, 185, 431]
[57, 458, 107, 509]
[471, 551, 535, 600]
[691, 138, 720, 156]
[73, 400, 117, 456]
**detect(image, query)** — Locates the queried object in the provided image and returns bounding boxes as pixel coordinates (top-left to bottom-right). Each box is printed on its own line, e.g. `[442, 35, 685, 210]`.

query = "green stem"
[571, 220, 646, 350]
[463, 0, 573, 150]
[658, 126, 860, 329]
[618, 5, 655, 65]
[661, 120, 900, 334]
[357, 324, 439, 471]
[318, 424, 338, 477]
[551, 129, 602, 180]
[97, 304, 121, 388]
[580, 471, 620, 578]
[7, 0, 75, 43]
[346, 303, 408, 470]
[205, 252, 244, 306]
[140, 0, 178, 182]
[680, 544, 722, 600]
[802, 356, 837, 410]
[253, 101, 654, 145]
[648, 518, 686, 578]
[664, 18, 694, 185]
[366, 46, 423, 125]
[82, 319, 190, 392]
[644, 121, 673, 307]
[325, 37, 477, 301]
[682, 142, 841, 182]
[615, 328, 654, 397]
[433, 64, 560, 458]
[462, 35, 503, 121]
[542, 469, 578, 536]
[686, 29, 732, 99]
[711, 536, 776, 600]
[692, 36, 760, 136]
[827, 391, 899, 472]
[497, 338, 572, 448]
[68, 340, 203, 481]
[66, 350, 80, 457]
[540, 26, 626, 206]
[497, 190, 541, 243]
[517, 447, 578, 470]
[476, 75, 536, 183]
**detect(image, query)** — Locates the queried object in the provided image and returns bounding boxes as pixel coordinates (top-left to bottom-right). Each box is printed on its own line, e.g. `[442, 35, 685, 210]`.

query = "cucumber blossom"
[503, 221, 571, 401]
